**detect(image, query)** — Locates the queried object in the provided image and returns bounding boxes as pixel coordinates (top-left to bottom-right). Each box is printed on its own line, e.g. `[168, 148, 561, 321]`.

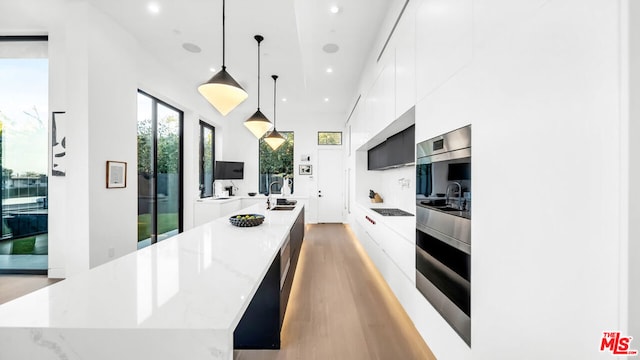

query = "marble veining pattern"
[0, 204, 303, 360]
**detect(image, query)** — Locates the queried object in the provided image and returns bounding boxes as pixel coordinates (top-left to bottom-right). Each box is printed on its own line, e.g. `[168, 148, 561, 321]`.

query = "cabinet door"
[395, 5, 416, 118]
[415, 0, 472, 102]
[368, 142, 388, 170]
[386, 132, 402, 167]
[400, 124, 415, 164]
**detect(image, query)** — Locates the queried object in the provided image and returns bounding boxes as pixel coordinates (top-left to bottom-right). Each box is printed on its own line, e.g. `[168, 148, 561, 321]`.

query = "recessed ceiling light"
[282, 98, 287, 102]
[182, 42, 201, 53]
[326, 67, 333, 73]
[209, 67, 216, 72]
[324, 98, 330, 102]
[147, 2, 160, 14]
[330, 5, 340, 14]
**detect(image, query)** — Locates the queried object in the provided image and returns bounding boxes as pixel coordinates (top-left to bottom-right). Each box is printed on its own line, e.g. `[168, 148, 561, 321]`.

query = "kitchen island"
[0, 203, 305, 360]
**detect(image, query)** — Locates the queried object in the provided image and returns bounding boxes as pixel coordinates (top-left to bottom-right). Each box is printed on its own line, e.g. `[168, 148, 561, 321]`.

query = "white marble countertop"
[196, 195, 308, 204]
[0, 203, 304, 360]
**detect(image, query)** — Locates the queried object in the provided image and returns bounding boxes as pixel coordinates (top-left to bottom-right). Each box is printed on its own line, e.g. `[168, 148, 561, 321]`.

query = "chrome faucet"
[267, 181, 281, 209]
[446, 182, 463, 210]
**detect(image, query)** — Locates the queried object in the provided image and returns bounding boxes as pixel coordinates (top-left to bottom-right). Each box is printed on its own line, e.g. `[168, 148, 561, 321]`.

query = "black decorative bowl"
[247, 192, 257, 197]
[229, 214, 265, 227]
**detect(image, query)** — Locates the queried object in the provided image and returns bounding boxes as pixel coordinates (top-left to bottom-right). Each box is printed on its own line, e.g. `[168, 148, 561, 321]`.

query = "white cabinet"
[194, 198, 242, 227]
[395, 7, 416, 118]
[241, 197, 267, 209]
[220, 200, 242, 217]
[415, 0, 472, 102]
[353, 205, 415, 284]
[365, 62, 396, 143]
[357, 51, 397, 146]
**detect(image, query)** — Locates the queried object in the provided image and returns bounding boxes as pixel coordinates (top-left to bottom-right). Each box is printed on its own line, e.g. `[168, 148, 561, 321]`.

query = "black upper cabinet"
[368, 142, 388, 170]
[367, 124, 415, 170]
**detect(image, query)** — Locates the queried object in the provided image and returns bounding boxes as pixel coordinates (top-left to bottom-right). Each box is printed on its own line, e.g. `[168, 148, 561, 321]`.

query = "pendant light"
[197, 0, 248, 116]
[243, 35, 273, 138]
[263, 75, 286, 151]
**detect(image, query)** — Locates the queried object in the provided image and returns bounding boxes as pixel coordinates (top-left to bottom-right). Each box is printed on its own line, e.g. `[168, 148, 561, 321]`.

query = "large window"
[0, 37, 49, 274]
[137, 91, 183, 249]
[199, 121, 215, 198]
[259, 132, 294, 195]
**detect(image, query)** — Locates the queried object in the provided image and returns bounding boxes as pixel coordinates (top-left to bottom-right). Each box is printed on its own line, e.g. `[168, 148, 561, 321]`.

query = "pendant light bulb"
[198, 0, 248, 116]
[264, 74, 286, 151]
[244, 35, 273, 138]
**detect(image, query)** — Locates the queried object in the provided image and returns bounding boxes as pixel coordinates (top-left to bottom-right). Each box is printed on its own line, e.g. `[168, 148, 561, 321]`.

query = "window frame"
[258, 131, 294, 195]
[199, 121, 215, 198]
[317, 131, 343, 145]
[137, 90, 184, 246]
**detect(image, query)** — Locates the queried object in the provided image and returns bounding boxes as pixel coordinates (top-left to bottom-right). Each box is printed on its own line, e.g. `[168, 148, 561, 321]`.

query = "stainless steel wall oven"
[416, 125, 471, 346]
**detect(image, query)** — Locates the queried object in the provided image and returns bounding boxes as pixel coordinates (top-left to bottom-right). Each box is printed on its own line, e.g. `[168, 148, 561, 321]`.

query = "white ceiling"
[86, 0, 399, 121]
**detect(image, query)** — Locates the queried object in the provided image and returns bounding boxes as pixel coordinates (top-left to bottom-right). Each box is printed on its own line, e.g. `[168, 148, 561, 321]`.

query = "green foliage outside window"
[259, 132, 294, 194]
[137, 115, 180, 174]
[318, 131, 342, 145]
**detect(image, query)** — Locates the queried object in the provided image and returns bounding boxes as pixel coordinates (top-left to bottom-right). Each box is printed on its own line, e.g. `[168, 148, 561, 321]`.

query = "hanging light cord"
[257, 37, 261, 109]
[222, 0, 226, 69]
[273, 75, 278, 128]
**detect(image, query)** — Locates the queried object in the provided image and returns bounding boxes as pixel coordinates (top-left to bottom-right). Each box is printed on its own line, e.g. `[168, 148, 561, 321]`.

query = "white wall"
[3, 0, 227, 277]
[347, 0, 632, 358]
[627, 0, 640, 342]
[222, 108, 344, 224]
[85, 4, 138, 268]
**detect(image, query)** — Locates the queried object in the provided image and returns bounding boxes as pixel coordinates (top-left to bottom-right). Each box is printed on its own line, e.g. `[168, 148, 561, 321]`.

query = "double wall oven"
[416, 125, 471, 346]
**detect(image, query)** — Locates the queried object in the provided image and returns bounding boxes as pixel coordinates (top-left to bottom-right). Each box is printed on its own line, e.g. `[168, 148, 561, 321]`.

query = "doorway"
[136, 91, 183, 249]
[317, 149, 344, 223]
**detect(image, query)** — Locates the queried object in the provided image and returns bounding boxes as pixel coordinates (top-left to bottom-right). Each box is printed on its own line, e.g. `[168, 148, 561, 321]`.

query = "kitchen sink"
[432, 206, 463, 212]
[270, 206, 296, 211]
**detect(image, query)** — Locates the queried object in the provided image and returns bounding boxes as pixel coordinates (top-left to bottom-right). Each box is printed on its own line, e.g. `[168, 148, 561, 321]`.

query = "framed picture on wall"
[106, 161, 127, 188]
[299, 164, 312, 175]
[51, 111, 67, 176]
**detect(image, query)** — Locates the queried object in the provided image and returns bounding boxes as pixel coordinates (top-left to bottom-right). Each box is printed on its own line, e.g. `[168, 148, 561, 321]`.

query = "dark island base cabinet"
[234, 209, 305, 349]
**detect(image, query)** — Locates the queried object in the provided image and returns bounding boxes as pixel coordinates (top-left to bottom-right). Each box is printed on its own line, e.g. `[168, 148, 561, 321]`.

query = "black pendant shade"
[244, 35, 273, 138]
[198, 0, 248, 116]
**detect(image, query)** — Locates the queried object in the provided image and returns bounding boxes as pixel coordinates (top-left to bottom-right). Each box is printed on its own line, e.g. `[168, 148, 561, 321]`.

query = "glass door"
[137, 91, 183, 249]
[0, 37, 49, 274]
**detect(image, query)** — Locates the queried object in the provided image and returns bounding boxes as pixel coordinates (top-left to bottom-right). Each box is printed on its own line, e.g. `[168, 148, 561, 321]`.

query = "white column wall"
[85, 4, 138, 268]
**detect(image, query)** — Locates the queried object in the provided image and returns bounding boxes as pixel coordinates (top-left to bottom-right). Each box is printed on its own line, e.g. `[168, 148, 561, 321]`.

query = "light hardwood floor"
[0, 225, 436, 360]
[236, 224, 436, 360]
[0, 274, 60, 305]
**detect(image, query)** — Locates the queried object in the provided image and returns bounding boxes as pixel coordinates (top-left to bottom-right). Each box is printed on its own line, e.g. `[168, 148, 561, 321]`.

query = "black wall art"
[51, 111, 66, 176]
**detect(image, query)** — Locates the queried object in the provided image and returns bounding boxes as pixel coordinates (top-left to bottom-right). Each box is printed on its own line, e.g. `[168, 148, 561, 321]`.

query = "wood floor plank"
[0, 275, 60, 305]
[236, 224, 436, 360]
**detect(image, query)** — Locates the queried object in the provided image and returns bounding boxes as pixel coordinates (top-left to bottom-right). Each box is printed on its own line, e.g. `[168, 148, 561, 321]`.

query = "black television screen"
[215, 161, 244, 180]
[447, 162, 471, 181]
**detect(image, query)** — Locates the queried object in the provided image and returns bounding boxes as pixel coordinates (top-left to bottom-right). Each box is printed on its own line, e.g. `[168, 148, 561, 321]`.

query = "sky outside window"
[0, 58, 48, 176]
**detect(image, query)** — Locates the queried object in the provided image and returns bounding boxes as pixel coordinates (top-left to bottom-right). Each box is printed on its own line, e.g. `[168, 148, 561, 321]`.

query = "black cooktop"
[371, 208, 414, 216]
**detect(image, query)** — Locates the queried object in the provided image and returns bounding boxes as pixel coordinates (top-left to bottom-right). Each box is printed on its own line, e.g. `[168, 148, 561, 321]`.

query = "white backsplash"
[369, 166, 416, 213]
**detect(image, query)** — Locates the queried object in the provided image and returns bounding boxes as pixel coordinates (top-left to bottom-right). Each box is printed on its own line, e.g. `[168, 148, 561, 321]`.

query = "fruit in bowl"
[229, 214, 264, 227]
